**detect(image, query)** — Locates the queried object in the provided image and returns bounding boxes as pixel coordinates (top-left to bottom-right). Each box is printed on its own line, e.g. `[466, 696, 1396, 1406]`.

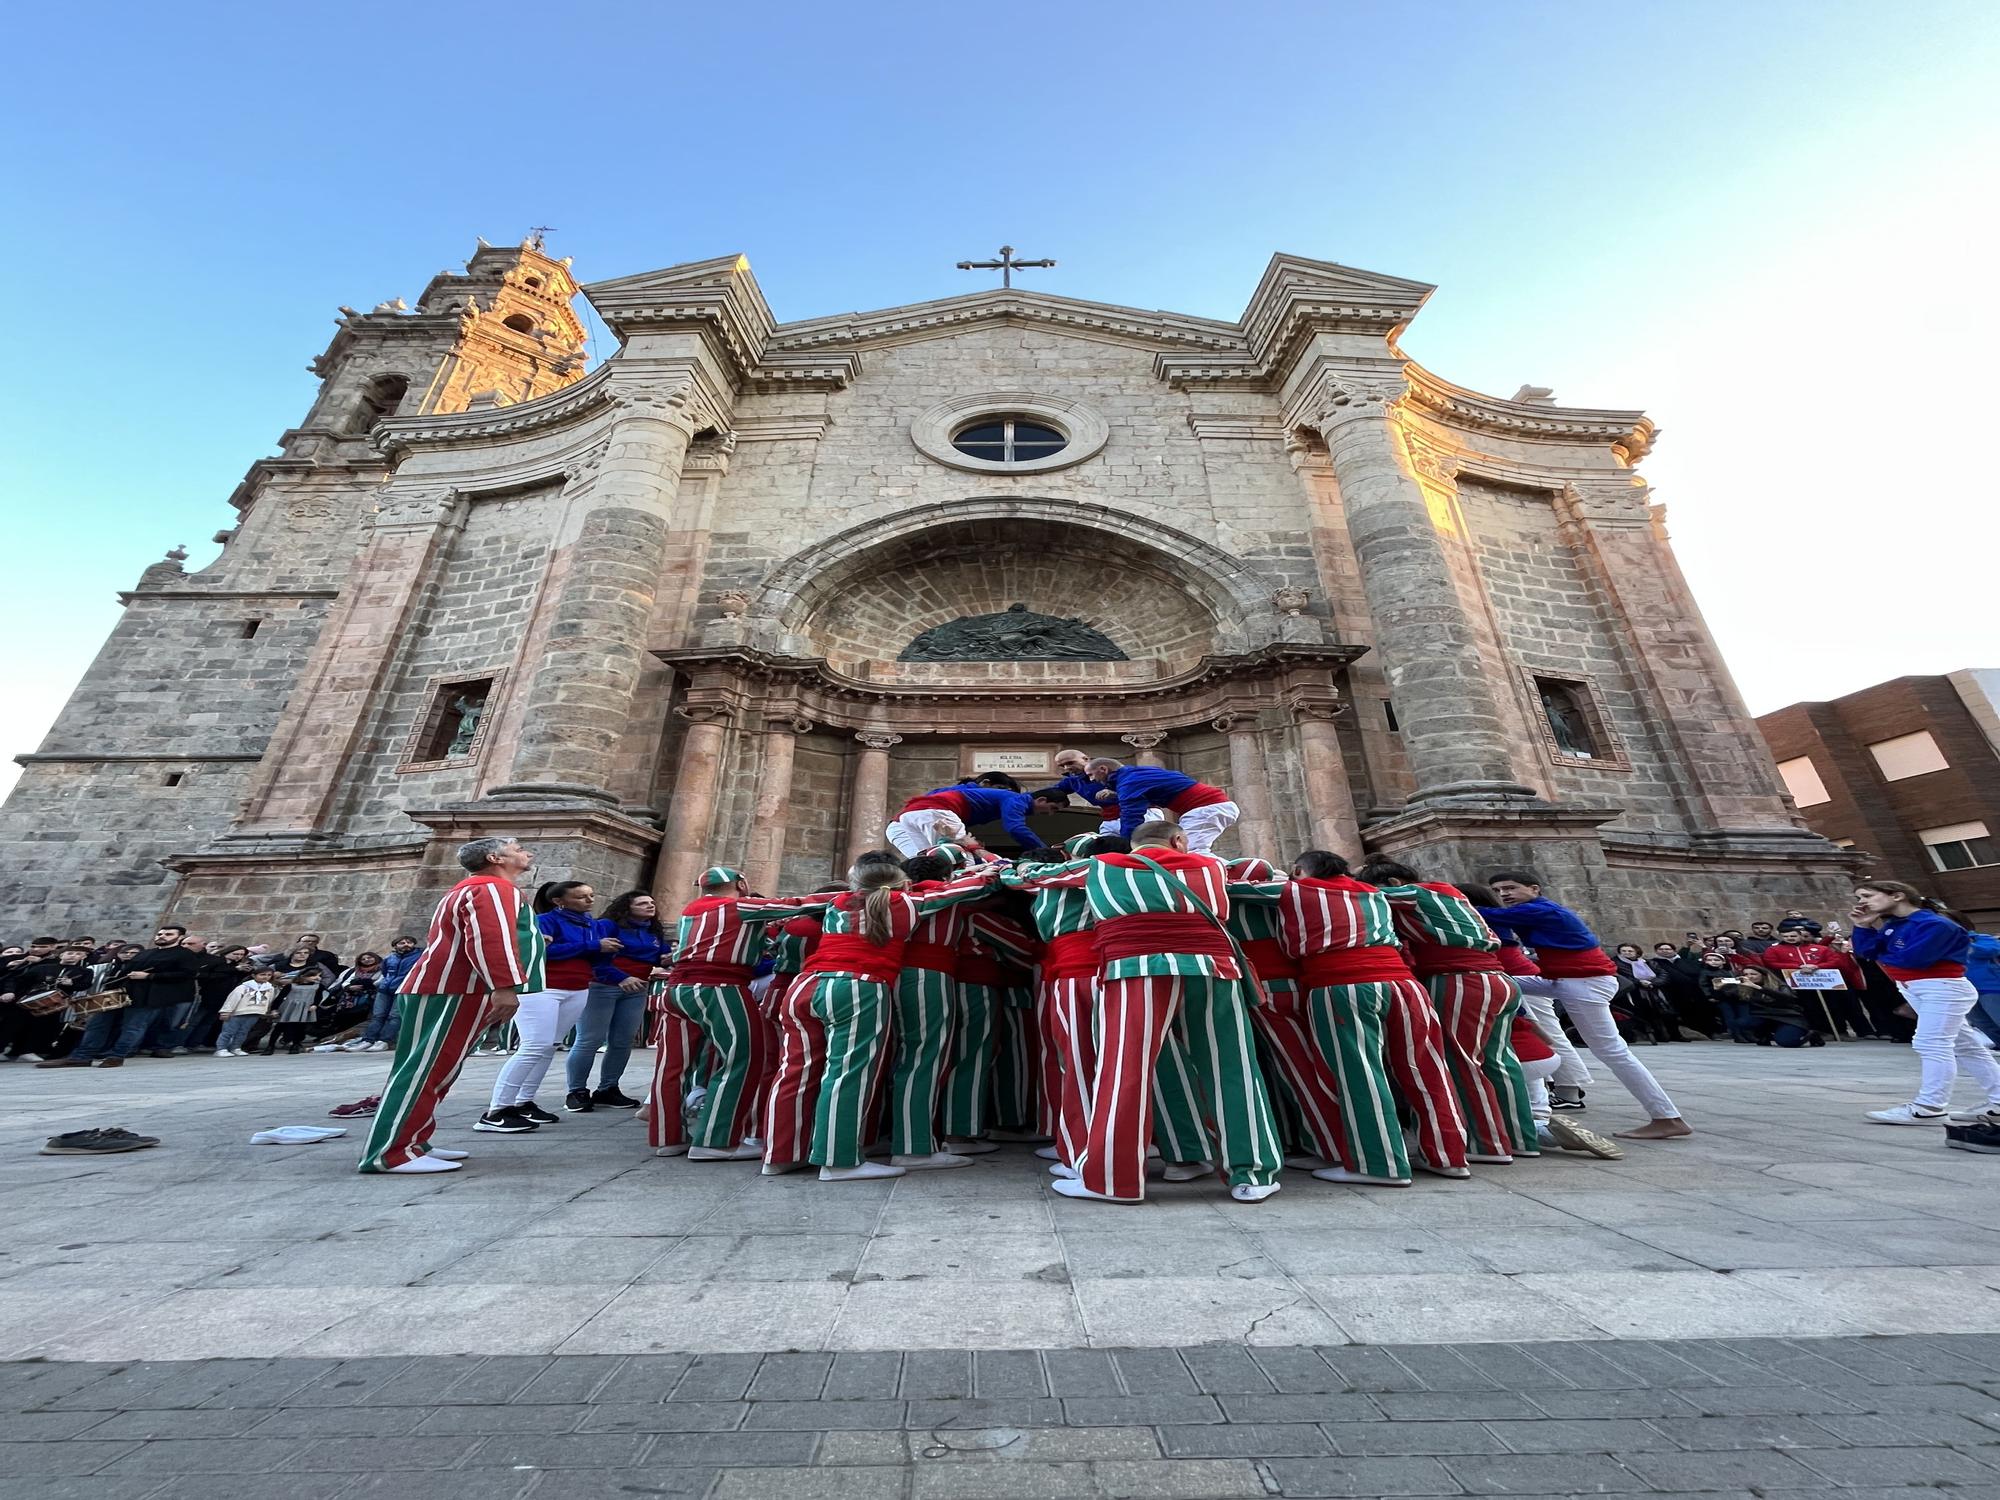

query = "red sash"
[1240, 937, 1300, 981]
[667, 962, 754, 988]
[957, 951, 1001, 985]
[1882, 962, 1967, 982]
[1495, 943, 1541, 978]
[801, 933, 903, 986]
[1299, 945, 1414, 987]
[609, 955, 656, 980]
[1095, 914, 1235, 965]
[546, 956, 597, 989]
[1405, 937, 1504, 978]
[902, 942, 960, 977]
[1534, 945, 1618, 979]
[1165, 783, 1229, 814]
[1041, 930, 1100, 981]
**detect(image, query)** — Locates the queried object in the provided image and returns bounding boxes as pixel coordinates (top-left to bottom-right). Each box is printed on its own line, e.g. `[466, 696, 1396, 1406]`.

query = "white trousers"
[1898, 976, 2000, 1109]
[491, 987, 591, 1108]
[1174, 800, 1241, 854]
[1519, 1052, 1561, 1123]
[1514, 979, 1593, 1091]
[886, 809, 966, 858]
[1520, 974, 1679, 1120]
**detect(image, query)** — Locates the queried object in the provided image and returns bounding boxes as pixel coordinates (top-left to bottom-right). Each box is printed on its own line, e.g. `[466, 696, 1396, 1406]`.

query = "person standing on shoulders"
[479, 882, 605, 1134]
[1849, 880, 2000, 1126]
[356, 836, 543, 1175]
[1085, 758, 1239, 854]
[1478, 873, 1692, 1141]
[568, 890, 671, 1112]
[885, 773, 1059, 858]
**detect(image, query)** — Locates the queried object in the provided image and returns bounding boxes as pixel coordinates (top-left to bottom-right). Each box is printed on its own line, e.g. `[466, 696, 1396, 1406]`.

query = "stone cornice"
[1187, 413, 1287, 442]
[117, 588, 340, 605]
[583, 254, 779, 384]
[1403, 362, 1656, 462]
[768, 289, 1243, 357]
[653, 642, 1366, 735]
[734, 414, 833, 443]
[17, 752, 265, 766]
[373, 364, 615, 457]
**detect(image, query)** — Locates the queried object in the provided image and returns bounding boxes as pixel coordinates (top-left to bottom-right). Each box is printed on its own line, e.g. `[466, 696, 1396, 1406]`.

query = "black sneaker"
[1946, 1120, 2000, 1155]
[473, 1107, 538, 1134]
[517, 1102, 560, 1126]
[1549, 1090, 1586, 1112]
[591, 1087, 640, 1108]
[40, 1127, 162, 1155]
[564, 1089, 595, 1114]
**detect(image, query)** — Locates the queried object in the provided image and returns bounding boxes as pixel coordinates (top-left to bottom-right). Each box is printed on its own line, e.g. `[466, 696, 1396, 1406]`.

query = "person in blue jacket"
[355, 934, 421, 1050]
[886, 773, 1064, 856]
[1850, 879, 2000, 1126]
[566, 889, 672, 1113]
[1085, 758, 1241, 851]
[1966, 932, 2000, 1047]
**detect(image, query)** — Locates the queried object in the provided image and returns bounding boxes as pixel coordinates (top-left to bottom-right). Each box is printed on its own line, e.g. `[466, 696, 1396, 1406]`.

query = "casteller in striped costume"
[651, 867, 810, 1161]
[357, 836, 545, 1175]
[1007, 820, 1284, 1205]
[1358, 859, 1537, 1163]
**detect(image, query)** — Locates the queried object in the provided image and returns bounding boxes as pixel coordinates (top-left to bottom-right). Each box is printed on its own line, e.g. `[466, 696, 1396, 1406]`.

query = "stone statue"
[446, 694, 486, 756]
[899, 603, 1127, 663]
[1539, 685, 1591, 757]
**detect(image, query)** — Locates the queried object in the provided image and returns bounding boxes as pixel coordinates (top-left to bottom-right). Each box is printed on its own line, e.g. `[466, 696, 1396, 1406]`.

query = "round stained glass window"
[951, 416, 1068, 464]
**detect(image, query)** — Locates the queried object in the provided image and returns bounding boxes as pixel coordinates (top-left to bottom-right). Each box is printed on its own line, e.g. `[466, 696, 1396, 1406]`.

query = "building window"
[349, 374, 408, 433]
[163, 772, 184, 787]
[1520, 668, 1631, 772]
[240, 619, 262, 640]
[1776, 755, 1830, 808]
[1867, 729, 1949, 781]
[502, 313, 537, 334]
[400, 673, 498, 771]
[1383, 700, 1400, 732]
[1920, 820, 1997, 872]
[951, 416, 1067, 464]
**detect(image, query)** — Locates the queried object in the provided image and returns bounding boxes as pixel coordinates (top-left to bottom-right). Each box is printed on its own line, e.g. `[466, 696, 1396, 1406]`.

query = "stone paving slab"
[2, 1337, 1998, 1497]
[5, 1041, 2000, 1359]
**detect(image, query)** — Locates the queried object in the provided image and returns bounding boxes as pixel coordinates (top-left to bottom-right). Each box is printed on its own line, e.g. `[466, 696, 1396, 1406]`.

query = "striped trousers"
[357, 993, 489, 1173]
[646, 1005, 705, 1150]
[1308, 983, 1409, 1182]
[1079, 974, 1281, 1200]
[1042, 975, 1214, 1171]
[761, 974, 821, 1167]
[1248, 979, 1347, 1163]
[941, 982, 1000, 1138]
[807, 973, 895, 1169]
[989, 988, 1039, 1134]
[656, 983, 770, 1151]
[1381, 978, 1471, 1171]
[1430, 972, 1538, 1157]
[890, 967, 956, 1155]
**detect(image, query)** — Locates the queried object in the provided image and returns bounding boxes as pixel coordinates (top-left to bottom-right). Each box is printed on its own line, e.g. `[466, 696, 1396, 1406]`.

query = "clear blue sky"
[5, 1, 1996, 795]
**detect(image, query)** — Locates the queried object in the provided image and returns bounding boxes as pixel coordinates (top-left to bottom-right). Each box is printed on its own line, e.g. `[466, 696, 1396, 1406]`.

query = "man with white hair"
[356, 836, 543, 1174]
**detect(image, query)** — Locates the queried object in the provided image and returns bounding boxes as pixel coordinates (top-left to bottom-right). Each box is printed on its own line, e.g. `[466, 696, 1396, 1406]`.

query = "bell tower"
[279, 236, 589, 463]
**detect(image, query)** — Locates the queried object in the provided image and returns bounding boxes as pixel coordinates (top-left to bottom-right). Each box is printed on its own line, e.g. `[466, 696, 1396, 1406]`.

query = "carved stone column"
[744, 716, 810, 895]
[492, 381, 713, 804]
[229, 486, 467, 840]
[652, 706, 730, 918]
[845, 731, 902, 867]
[1284, 690, 1362, 857]
[1314, 375, 1535, 804]
[1216, 714, 1275, 859]
[1119, 731, 1167, 768]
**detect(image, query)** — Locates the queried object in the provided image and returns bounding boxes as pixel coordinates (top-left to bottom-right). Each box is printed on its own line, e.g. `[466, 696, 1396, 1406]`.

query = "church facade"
[0, 239, 1854, 943]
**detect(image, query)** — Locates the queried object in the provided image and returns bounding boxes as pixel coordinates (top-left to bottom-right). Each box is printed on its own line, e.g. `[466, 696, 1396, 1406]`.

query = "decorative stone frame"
[398, 669, 504, 773]
[1518, 666, 1631, 773]
[909, 391, 1108, 475]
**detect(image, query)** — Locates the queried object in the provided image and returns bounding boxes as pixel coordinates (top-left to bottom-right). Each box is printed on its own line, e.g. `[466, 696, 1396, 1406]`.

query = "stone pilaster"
[1217, 715, 1275, 859]
[227, 486, 467, 841]
[652, 705, 731, 918]
[744, 716, 810, 895]
[490, 380, 714, 804]
[1118, 731, 1167, 768]
[1313, 375, 1536, 804]
[1283, 689, 1362, 857]
[845, 731, 901, 867]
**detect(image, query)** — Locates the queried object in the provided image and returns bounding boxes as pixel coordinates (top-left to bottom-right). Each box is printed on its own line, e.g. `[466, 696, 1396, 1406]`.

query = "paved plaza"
[4, 1040, 1999, 1495]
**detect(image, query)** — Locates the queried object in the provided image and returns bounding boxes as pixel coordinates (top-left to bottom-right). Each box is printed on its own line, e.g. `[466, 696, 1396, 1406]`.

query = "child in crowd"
[215, 967, 279, 1056]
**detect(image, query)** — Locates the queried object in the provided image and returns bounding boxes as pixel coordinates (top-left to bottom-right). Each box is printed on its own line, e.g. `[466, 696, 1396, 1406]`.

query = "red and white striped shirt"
[400, 874, 533, 997]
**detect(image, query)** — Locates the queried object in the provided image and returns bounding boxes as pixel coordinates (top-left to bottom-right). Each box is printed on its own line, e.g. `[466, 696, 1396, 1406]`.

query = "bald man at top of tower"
[1086, 758, 1239, 853]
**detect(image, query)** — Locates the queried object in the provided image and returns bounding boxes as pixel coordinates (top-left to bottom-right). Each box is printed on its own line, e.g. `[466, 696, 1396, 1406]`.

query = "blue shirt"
[1031, 773, 1116, 809]
[592, 919, 668, 985]
[1474, 897, 1600, 953]
[924, 785, 1040, 848]
[1850, 909, 1971, 973]
[375, 948, 421, 994]
[537, 908, 601, 963]
[1107, 767, 1202, 839]
[1965, 933, 2000, 994]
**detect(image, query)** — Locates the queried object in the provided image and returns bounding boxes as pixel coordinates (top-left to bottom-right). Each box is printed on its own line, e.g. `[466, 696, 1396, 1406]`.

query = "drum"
[19, 989, 70, 1016]
[68, 988, 130, 1016]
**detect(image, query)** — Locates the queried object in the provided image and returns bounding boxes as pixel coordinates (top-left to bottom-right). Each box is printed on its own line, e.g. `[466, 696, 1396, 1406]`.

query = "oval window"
[951, 416, 1067, 464]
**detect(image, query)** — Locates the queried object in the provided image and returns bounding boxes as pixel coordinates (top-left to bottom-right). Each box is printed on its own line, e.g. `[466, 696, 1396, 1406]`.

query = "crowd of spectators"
[0, 925, 420, 1067]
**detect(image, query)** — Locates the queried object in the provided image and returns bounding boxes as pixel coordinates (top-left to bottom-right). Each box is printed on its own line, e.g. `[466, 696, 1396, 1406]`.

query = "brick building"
[1759, 671, 2000, 930]
[0, 239, 1853, 945]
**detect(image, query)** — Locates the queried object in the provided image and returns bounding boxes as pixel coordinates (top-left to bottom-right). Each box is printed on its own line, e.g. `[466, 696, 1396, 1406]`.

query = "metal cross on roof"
[955, 245, 1057, 289]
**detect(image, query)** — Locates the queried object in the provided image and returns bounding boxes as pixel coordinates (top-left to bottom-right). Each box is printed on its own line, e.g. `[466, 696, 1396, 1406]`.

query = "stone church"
[0, 238, 1854, 944]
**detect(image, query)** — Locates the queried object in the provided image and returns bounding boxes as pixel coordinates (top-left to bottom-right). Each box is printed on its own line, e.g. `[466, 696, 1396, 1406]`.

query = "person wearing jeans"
[360, 937, 421, 1049]
[1479, 873, 1692, 1141]
[567, 889, 671, 1112]
[1851, 881, 2000, 1125]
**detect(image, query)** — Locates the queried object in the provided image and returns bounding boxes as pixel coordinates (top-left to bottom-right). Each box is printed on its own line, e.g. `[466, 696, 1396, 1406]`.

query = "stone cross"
[955, 245, 1056, 289]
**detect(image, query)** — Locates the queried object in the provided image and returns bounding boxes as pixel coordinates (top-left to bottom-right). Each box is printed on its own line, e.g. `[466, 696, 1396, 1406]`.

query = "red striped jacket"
[399, 874, 534, 997]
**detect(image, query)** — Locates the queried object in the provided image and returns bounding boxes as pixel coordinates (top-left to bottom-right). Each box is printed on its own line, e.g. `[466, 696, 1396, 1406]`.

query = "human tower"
[355, 749, 1697, 1194]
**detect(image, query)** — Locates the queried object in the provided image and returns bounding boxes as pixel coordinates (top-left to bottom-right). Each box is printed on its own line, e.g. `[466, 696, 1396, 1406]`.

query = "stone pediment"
[767, 288, 1247, 356]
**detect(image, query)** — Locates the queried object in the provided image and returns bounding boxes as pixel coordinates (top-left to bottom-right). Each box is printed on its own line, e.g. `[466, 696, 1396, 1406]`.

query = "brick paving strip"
[3, 1335, 1998, 1499]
